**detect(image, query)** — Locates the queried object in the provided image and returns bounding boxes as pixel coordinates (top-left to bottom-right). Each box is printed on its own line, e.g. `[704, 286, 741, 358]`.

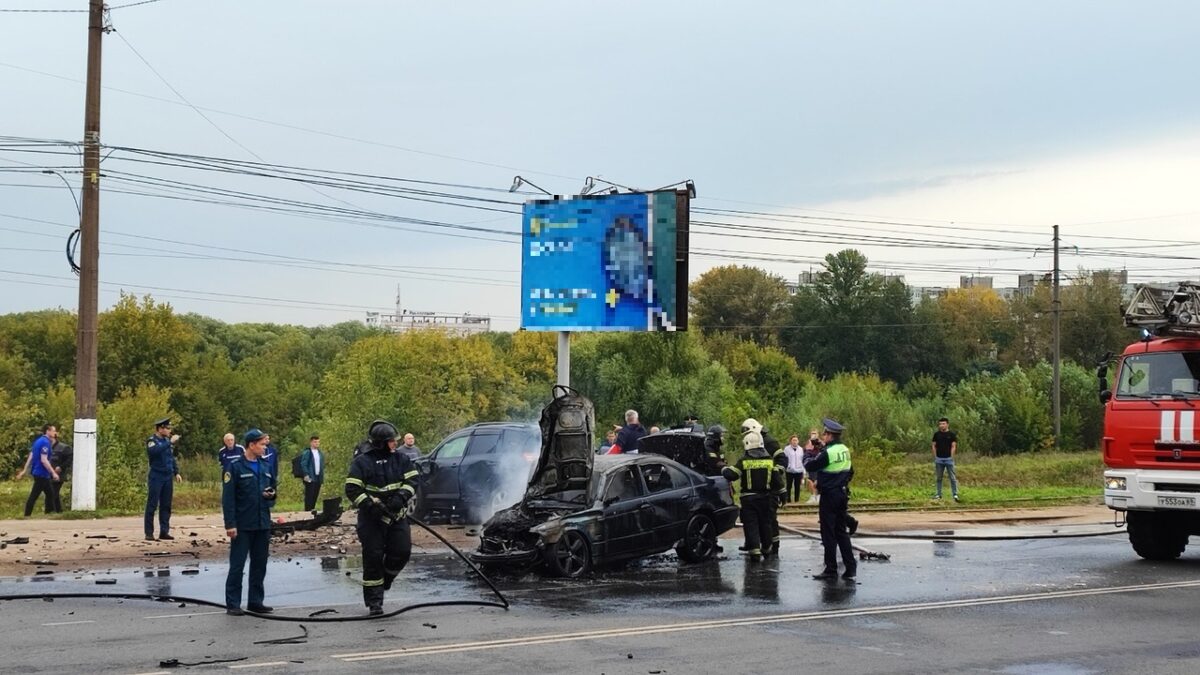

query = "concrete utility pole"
[1052, 224, 1061, 449]
[73, 0, 106, 511]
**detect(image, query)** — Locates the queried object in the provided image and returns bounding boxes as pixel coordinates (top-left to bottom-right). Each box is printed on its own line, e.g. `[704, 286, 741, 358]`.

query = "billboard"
[521, 190, 689, 331]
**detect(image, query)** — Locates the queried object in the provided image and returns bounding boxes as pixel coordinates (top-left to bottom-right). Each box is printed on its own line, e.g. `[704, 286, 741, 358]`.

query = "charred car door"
[638, 461, 695, 548]
[599, 466, 652, 559]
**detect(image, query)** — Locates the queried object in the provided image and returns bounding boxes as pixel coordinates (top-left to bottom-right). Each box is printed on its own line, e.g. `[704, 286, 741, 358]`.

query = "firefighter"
[345, 420, 419, 615]
[723, 430, 785, 562]
[742, 418, 786, 555]
[703, 424, 727, 475]
[805, 418, 857, 580]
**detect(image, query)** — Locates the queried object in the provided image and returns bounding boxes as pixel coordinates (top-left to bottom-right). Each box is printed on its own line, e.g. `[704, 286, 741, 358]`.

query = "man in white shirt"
[299, 435, 324, 511]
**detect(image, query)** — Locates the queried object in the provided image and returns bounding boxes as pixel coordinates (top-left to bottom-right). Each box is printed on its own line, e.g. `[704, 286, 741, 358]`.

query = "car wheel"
[677, 513, 719, 563]
[545, 530, 592, 578]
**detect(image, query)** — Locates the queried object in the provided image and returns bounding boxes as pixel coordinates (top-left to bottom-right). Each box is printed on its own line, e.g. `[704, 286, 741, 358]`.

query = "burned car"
[472, 454, 738, 577]
[470, 387, 737, 577]
[638, 426, 726, 475]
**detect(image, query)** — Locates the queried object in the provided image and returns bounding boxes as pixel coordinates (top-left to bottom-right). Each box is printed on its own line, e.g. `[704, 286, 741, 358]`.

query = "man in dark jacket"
[805, 418, 857, 581]
[298, 435, 324, 511]
[345, 420, 419, 615]
[223, 428, 277, 615]
[610, 409, 647, 454]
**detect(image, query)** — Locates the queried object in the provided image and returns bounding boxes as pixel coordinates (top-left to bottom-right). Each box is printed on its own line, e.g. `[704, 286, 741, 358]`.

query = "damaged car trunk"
[472, 387, 738, 577]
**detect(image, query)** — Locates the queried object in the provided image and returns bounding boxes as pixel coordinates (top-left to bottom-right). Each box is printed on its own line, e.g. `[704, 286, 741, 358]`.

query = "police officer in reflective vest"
[145, 418, 182, 541]
[345, 420, 419, 615]
[805, 418, 857, 580]
[222, 428, 277, 615]
[723, 430, 785, 562]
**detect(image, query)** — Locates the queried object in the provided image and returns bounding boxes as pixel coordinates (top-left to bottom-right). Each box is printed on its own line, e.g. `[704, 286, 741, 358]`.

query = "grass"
[2, 450, 1108, 521]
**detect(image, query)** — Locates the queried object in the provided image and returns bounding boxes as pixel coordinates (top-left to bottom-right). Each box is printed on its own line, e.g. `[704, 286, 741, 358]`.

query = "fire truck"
[1101, 282, 1200, 559]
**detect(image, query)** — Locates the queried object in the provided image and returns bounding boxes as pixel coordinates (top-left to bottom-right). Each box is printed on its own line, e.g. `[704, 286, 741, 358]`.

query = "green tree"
[98, 294, 197, 401]
[689, 265, 789, 345]
[0, 309, 77, 385]
[782, 249, 918, 382]
[1060, 270, 1138, 366]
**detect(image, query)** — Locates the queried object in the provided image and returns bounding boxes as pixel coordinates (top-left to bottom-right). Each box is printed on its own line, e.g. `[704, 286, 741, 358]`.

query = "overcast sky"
[2, 0, 1199, 330]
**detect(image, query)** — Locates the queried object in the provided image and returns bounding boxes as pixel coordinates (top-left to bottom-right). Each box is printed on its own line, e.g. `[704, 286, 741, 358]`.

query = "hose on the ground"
[0, 514, 509, 622]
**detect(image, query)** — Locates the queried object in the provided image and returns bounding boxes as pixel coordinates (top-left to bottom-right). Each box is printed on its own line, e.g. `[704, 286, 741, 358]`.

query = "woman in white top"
[782, 435, 806, 503]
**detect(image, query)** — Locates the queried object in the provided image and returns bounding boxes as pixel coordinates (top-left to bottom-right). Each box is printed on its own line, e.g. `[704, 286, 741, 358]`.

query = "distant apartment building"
[365, 292, 491, 336]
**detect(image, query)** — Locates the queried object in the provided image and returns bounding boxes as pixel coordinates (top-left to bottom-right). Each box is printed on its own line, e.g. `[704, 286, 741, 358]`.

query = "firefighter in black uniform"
[702, 424, 727, 475]
[345, 420, 419, 615]
[723, 430, 785, 562]
[805, 418, 857, 580]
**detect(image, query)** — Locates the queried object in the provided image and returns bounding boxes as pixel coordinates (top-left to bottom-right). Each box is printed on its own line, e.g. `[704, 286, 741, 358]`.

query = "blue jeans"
[145, 473, 174, 537]
[934, 458, 958, 497]
[225, 528, 270, 609]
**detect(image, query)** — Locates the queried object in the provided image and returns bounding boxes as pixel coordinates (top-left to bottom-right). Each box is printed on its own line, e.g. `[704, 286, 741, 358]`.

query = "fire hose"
[0, 514, 509, 622]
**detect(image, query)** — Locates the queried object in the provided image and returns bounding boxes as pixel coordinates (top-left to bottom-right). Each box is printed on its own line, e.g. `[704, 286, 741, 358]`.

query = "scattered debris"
[181, 569, 199, 575]
[34, 570, 54, 576]
[95, 579, 117, 585]
[159, 656, 248, 668]
[422, 622, 437, 629]
[85, 535, 109, 539]
[858, 550, 891, 561]
[307, 609, 336, 617]
[254, 625, 309, 645]
[24, 560, 58, 566]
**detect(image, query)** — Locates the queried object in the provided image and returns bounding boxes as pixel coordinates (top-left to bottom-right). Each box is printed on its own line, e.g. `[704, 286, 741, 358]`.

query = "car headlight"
[1105, 476, 1127, 491]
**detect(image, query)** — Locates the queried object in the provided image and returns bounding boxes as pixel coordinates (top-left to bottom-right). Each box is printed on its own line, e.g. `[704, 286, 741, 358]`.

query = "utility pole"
[73, 0, 106, 511]
[1052, 224, 1061, 449]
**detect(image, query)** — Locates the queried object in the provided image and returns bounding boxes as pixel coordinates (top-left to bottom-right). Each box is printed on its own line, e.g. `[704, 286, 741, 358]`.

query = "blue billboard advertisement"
[521, 190, 689, 331]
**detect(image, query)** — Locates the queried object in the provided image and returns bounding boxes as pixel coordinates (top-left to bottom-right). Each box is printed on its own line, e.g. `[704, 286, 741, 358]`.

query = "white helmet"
[741, 418, 763, 434]
[742, 430, 764, 451]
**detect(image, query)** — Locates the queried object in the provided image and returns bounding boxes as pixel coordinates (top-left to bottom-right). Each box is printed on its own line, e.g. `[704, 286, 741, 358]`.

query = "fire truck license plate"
[1158, 496, 1196, 507]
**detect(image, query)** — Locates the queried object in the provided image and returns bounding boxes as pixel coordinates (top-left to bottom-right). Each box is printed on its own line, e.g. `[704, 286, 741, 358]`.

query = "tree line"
[0, 250, 1136, 508]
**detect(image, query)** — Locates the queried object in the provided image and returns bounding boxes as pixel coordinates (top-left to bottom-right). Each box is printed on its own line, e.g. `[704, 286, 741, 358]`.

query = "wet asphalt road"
[3, 528, 1200, 674]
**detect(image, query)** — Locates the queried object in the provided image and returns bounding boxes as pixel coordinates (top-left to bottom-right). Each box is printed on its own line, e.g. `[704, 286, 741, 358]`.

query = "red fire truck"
[1101, 283, 1200, 559]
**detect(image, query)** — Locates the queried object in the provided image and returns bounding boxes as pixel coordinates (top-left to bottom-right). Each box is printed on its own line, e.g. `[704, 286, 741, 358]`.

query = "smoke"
[465, 422, 541, 525]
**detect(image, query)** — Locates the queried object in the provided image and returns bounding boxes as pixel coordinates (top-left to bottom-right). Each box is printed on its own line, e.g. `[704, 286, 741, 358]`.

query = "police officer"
[805, 418, 857, 580]
[345, 420, 419, 616]
[723, 430, 784, 562]
[223, 428, 277, 615]
[742, 418, 785, 555]
[703, 424, 727, 475]
[145, 418, 182, 541]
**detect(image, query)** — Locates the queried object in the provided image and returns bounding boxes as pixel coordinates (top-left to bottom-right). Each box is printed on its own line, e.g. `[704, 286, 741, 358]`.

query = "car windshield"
[1116, 352, 1200, 398]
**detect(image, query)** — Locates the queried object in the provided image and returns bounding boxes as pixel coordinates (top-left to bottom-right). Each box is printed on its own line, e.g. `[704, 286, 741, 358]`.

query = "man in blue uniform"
[145, 418, 182, 541]
[345, 420, 419, 616]
[223, 428, 277, 616]
[217, 433, 243, 470]
[805, 418, 857, 581]
[18, 424, 60, 516]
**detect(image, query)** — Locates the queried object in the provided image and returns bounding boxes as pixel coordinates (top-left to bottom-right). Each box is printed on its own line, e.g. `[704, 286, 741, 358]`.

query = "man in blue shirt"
[145, 418, 183, 541]
[223, 428, 277, 616]
[18, 424, 60, 517]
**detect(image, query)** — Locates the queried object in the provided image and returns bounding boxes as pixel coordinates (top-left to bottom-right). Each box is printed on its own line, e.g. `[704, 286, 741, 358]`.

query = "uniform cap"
[154, 417, 172, 428]
[243, 428, 266, 445]
[743, 430, 764, 451]
[822, 418, 845, 434]
[741, 418, 762, 434]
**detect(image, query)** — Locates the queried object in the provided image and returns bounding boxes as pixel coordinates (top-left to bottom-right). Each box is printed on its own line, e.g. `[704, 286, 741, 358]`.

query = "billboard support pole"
[557, 331, 570, 387]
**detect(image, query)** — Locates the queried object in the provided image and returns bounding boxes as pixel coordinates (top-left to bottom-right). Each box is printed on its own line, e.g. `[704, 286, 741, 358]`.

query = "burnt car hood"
[526, 385, 595, 498]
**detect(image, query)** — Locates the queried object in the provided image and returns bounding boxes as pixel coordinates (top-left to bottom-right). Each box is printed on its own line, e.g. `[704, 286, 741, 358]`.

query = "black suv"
[413, 422, 540, 524]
